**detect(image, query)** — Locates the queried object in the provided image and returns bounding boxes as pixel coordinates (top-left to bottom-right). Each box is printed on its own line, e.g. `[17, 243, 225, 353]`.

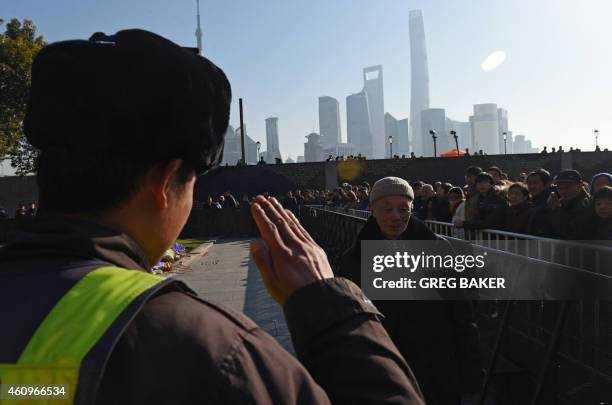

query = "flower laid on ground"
[151, 242, 189, 274]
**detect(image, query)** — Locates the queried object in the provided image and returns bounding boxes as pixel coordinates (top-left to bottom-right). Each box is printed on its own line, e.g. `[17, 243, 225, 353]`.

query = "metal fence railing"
[319, 205, 371, 219]
[424, 221, 612, 276]
[308, 207, 612, 276]
[298, 205, 612, 404]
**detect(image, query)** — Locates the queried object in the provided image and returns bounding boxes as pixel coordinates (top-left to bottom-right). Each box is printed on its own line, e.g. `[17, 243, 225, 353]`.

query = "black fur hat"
[25, 29, 231, 174]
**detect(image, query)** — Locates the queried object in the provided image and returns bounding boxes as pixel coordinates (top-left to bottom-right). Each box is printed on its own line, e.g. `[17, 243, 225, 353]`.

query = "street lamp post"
[429, 130, 437, 157]
[595, 129, 599, 150]
[389, 135, 393, 159]
[503, 132, 507, 155]
[256, 141, 261, 162]
[450, 130, 459, 156]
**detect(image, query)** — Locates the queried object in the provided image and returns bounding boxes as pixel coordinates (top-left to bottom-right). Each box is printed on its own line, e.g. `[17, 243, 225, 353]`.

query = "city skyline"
[3, 0, 611, 162]
[409, 9, 430, 157]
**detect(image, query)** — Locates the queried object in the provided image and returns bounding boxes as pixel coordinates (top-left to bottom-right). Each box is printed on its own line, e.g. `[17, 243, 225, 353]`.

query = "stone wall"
[1, 152, 610, 212]
[195, 151, 610, 197]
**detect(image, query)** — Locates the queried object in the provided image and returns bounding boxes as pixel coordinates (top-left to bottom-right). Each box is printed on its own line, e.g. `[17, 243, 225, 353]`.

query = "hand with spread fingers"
[250, 195, 334, 305]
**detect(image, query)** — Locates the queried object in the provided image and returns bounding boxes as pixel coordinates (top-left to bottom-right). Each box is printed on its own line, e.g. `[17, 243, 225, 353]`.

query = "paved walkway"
[174, 238, 294, 354]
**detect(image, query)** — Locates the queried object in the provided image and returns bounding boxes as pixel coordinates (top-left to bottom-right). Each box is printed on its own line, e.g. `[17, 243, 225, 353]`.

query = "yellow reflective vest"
[0, 267, 175, 404]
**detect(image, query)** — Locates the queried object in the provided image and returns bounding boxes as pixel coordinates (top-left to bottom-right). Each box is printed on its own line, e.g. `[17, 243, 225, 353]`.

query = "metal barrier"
[299, 205, 612, 404]
[311, 208, 612, 276]
[319, 205, 371, 219]
[299, 205, 366, 269]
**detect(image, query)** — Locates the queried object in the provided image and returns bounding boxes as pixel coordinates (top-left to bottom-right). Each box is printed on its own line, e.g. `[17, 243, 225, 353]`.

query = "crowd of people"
[0, 202, 37, 220]
[6, 163, 611, 243]
[202, 165, 612, 242]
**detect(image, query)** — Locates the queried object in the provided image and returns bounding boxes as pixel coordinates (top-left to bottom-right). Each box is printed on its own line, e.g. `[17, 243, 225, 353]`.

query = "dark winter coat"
[464, 186, 480, 222]
[283, 196, 298, 214]
[462, 188, 508, 230]
[547, 188, 593, 240]
[0, 216, 425, 405]
[338, 216, 484, 405]
[430, 197, 453, 222]
[221, 194, 239, 209]
[575, 211, 612, 242]
[527, 189, 557, 238]
[413, 196, 430, 220]
[504, 201, 532, 234]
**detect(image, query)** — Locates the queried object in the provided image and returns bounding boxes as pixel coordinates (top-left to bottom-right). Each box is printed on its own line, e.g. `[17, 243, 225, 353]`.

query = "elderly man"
[547, 169, 593, 239]
[338, 176, 483, 405]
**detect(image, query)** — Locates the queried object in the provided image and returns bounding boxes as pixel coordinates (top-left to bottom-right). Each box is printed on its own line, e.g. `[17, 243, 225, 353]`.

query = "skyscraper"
[397, 119, 410, 156]
[363, 65, 385, 159]
[384, 113, 399, 158]
[265, 117, 282, 161]
[195, 0, 203, 55]
[447, 119, 472, 151]
[221, 125, 258, 165]
[421, 108, 448, 157]
[513, 134, 526, 153]
[304, 133, 324, 162]
[409, 10, 430, 157]
[470, 103, 500, 154]
[318, 96, 342, 147]
[346, 91, 374, 158]
[498, 108, 509, 154]
[385, 113, 410, 157]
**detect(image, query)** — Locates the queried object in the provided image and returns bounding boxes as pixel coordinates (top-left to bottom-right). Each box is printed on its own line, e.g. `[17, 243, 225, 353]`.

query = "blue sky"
[3, 0, 612, 161]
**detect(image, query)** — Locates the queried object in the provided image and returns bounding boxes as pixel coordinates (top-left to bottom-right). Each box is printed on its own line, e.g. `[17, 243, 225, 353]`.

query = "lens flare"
[481, 50, 506, 72]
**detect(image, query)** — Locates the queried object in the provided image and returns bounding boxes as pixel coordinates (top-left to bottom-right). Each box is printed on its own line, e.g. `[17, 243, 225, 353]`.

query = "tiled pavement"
[174, 238, 294, 354]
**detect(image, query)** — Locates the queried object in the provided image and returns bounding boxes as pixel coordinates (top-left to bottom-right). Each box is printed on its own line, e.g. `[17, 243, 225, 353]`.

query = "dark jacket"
[464, 186, 480, 222]
[283, 196, 298, 214]
[0, 216, 425, 404]
[596, 219, 612, 240]
[338, 216, 484, 405]
[413, 197, 430, 220]
[504, 201, 532, 234]
[575, 211, 612, 241]
[357, 198, 369, 211]
[462, 188, 508, 230]
[221, 195, 239, 209]
[430, 197, 452, 222]
[547, 188, 592, 240]
[527, 189, 557, 238]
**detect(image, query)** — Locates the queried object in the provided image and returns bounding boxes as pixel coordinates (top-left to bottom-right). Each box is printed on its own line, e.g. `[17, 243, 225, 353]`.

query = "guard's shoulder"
[142, 289, 258, 333]
[100, 289, 261, 403]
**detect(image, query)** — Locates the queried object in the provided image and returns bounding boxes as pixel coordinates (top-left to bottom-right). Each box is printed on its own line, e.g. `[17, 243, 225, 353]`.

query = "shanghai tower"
[409, 10, 430, 157]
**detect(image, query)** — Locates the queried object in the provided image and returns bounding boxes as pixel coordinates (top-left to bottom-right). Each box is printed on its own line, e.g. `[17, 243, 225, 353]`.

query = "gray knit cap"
[369, 177, 414, 203]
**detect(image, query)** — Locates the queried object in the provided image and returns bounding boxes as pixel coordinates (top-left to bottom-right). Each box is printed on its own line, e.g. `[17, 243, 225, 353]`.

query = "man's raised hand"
[250, 195, 333, 305]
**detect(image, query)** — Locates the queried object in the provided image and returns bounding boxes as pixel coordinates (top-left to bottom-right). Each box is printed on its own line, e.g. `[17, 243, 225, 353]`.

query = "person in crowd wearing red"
[505, 183, 531, 234]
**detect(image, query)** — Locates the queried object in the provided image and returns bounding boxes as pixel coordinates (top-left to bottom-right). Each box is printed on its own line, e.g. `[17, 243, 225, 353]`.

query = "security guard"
[0, 30, 424, 404]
